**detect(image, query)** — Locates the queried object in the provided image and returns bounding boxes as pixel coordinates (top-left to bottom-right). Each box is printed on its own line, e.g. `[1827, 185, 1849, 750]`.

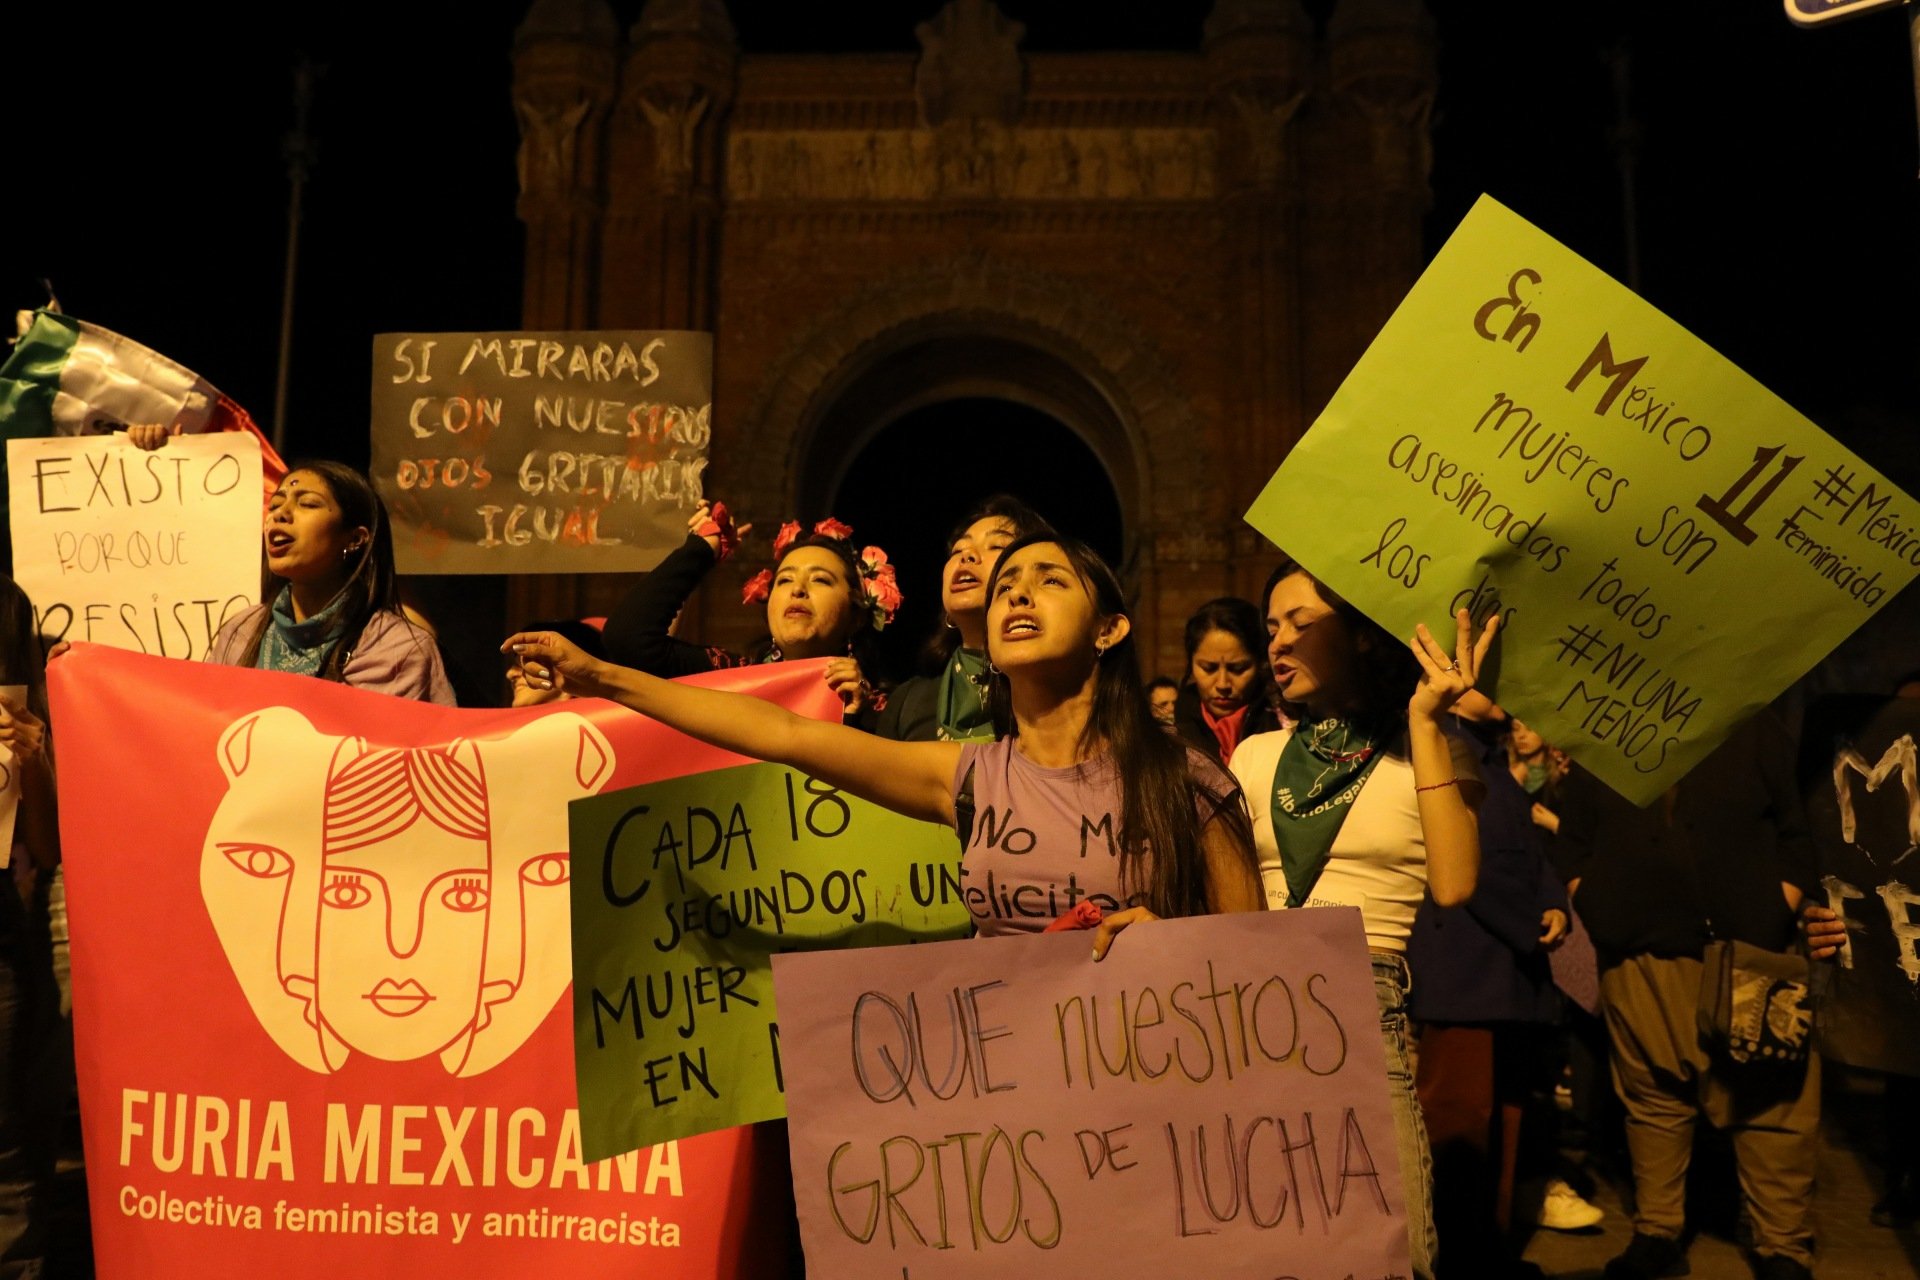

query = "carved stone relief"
[638, 89, 710, 194]
[727, 127, 1215, 202]
[514, 93, 594, 202]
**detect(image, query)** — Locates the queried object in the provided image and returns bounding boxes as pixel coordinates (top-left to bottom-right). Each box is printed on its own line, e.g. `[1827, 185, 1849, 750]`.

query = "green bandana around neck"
[1269, 715, 1387, 908]
[935, 647, 996, 742]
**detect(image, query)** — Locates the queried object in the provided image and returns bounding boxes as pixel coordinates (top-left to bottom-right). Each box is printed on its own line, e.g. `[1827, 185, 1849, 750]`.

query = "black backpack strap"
[954, 760, 978, 849]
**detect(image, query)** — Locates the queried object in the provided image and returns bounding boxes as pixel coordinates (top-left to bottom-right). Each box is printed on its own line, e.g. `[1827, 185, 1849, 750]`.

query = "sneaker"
[1603, 1232, 1689, 1279]
[1538, 1177, 1605, 1230]
[1751, 1255, 1814, 1280]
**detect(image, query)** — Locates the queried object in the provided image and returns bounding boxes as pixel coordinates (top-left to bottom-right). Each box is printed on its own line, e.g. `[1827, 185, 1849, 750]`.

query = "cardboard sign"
[771, 910, 1409, 1279]
[1246, 195, 1920, 804]
[570, 763, 970, 1161]
[49, 645, 844, 1278]
[7, 433, 263, 660]
[370, 331, 712, 575]
[1802, 694, 1920, 1075]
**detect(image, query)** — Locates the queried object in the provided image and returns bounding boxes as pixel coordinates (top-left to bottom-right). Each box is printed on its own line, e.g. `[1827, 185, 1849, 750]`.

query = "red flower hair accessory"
[859, 546, 902, 631]
[770, 521, 804, 559]
[742, 517, 904, 631]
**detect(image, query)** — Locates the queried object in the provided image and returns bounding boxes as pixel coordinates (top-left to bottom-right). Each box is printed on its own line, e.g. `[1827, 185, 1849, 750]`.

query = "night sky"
[7, 1, 1917, 569]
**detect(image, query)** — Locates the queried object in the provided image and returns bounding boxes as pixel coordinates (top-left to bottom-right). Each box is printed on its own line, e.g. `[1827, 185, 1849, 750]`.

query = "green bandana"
[1270, 716, 1385, 908]
[935, 647, 996, 742]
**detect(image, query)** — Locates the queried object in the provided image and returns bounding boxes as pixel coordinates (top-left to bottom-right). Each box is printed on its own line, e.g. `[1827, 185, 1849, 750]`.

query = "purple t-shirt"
[952, 736, 1240, 937]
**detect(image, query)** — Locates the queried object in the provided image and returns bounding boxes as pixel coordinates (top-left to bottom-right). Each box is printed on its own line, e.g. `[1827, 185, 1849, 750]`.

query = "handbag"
[1697, 938, 1814, 1065]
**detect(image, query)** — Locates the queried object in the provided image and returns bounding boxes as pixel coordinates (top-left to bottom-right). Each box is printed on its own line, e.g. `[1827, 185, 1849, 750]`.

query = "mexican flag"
[0, 307, 286, 476]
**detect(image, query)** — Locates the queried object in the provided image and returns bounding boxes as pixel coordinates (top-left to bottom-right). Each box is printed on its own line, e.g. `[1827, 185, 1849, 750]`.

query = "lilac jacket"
[205, 605, 457, 705]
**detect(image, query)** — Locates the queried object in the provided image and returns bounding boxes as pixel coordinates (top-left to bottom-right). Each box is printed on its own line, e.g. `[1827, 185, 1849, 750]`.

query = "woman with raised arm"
[874, 494, 1050, 742]
[600, 501, 896, 718]
[1229, 556, 1498, 1280]
[507, 532, 1263, 951]
[206, 461, 453, 703]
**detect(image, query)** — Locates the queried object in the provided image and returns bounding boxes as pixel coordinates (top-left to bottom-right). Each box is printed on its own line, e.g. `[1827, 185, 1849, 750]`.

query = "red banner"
[50, 644, 828, 1277]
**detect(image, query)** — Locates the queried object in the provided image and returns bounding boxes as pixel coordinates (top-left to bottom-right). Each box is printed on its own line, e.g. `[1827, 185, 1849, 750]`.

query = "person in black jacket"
[1557, 710, 1821, 1280]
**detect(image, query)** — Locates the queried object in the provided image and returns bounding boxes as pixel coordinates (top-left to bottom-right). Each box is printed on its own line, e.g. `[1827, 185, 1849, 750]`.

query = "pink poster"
[771, 910, 1410, 1279]
[50, 643, 830, 1277]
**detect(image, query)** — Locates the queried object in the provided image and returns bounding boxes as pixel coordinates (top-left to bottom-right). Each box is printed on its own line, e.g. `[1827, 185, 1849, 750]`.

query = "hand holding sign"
[0, 698, 44, 767]
[771, 911, 1409, 1279]
[6, 432, 262, 661]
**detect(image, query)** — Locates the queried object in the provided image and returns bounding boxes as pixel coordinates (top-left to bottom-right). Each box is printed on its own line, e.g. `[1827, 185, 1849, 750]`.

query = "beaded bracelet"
[1415, 779, 1458, 793]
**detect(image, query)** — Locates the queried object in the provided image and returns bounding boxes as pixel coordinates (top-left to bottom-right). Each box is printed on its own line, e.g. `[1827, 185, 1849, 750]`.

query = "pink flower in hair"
[859, 544, 888, 569]
[741, 569, 773, 606]
[812, 517, 854, 542]
[770, 521, 803, 559]
[867, 562, 903, 629]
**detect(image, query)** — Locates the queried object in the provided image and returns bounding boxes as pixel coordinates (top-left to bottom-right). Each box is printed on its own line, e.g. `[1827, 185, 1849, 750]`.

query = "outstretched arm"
[505, 631, 961, 826]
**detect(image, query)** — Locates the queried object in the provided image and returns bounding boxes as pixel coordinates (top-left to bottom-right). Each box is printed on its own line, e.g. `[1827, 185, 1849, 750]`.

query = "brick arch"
[729, 256, 1216, 560]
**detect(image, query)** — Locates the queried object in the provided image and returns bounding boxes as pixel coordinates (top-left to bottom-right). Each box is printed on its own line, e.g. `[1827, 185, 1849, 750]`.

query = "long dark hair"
[751, 533, 882, 677]
[1181, 596, 1275, 707]
[243, 460, 406, 682]
[0, 575, 48, 719]
[1262, 557, 1421, 726]
[916, 493, 1052, 675]
[984, 532, 1253, 919]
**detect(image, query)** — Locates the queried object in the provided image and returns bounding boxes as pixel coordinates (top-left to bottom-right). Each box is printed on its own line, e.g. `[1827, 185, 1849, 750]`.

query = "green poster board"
[1247, 195, 1918, 804]
[570, 762, 969, 1160]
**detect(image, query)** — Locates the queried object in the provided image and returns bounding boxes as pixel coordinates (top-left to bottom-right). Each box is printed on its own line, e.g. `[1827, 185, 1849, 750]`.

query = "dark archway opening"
[831, 397, 1123, 684]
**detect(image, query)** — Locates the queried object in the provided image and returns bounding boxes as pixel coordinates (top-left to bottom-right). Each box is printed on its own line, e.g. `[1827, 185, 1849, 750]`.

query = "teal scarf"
[255, 586, 349, 677]
[935, 648, 996, 742]
[1269, 716, 1386, 908]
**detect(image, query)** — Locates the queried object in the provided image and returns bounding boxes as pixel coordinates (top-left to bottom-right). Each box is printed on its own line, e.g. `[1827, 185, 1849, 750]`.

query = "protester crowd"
[0, 452, 1892, 1280]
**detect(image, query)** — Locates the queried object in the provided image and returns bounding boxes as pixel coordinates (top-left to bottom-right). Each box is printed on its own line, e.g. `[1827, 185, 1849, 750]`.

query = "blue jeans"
[1373, 951, 1437, 1280]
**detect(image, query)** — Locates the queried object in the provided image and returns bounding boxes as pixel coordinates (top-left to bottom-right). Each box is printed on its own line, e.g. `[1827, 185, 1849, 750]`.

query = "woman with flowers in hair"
[600, 501, 898, 717]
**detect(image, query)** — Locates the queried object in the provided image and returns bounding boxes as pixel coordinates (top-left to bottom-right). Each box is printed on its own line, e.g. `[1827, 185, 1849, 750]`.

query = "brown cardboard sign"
[371, 331, 712, 574]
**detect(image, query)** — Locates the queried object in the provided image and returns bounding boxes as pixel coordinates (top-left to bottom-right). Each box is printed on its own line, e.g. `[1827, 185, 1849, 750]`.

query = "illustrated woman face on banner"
[317, 740, 494, 1066]
[200, 707, 614, 1076]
